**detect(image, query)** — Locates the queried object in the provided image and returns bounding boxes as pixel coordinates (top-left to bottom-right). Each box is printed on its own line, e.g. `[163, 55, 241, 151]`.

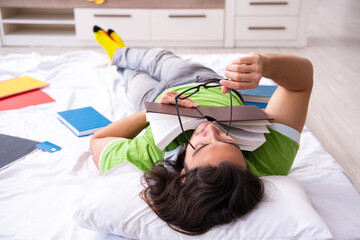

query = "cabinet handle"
[169, 14, 206, 18]
[248, 26, 286, 30]
[249, 1, 288, 5]
[94, 14, 132, 18]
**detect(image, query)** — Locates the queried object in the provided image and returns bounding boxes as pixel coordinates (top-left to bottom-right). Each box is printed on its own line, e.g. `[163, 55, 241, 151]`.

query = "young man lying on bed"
[90, 26, 313, 235]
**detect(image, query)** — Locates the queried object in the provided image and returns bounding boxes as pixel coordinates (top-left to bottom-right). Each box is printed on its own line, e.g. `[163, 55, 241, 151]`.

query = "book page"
[222, 120, 271, 126]
[215, 123, 266, 146]
[218, 122, 270, 133]
[147, 113, 206, 150]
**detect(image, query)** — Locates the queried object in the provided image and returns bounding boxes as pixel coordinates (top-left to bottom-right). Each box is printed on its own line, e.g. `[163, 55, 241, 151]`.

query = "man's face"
[183, 122, 246, 171]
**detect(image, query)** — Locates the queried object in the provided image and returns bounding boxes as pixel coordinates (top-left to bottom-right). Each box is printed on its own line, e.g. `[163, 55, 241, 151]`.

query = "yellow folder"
[0, 76, 49, 99]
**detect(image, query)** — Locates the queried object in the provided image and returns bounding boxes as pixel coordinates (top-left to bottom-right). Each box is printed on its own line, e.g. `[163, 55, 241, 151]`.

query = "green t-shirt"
[100, 84, 299, 176]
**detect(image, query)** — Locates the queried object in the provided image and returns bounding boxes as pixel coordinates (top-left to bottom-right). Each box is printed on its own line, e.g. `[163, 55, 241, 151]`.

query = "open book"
[145, 102, 273, 151]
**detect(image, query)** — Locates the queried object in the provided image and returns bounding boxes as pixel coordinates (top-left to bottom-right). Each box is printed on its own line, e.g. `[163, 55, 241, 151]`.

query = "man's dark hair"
[141, 149, 264, 236]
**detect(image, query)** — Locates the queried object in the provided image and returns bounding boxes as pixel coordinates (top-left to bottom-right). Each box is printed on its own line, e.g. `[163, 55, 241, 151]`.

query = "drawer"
[235, 16, 298, 40]
[74, 8, 150, 41]
[236, 0, 300, 16]
[150, 10, 224, 41]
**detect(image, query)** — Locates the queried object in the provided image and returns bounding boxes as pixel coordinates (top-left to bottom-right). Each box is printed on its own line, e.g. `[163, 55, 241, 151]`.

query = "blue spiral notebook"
[57, 107, 111, 137]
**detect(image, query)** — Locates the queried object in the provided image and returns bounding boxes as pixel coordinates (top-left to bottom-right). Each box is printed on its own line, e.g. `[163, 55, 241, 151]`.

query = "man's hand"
[159, 90, 200, 108]
[220, 52, 263, 94]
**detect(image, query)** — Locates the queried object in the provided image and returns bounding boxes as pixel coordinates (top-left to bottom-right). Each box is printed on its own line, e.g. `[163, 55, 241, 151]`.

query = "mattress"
[0, 50, 359, 240]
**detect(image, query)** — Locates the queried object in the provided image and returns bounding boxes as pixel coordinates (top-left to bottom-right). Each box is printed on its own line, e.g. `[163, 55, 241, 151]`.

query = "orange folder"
[0, 76, 49, 99]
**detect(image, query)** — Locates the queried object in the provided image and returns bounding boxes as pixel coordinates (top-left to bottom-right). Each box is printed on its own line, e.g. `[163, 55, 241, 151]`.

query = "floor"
[1, 0, 359, 191]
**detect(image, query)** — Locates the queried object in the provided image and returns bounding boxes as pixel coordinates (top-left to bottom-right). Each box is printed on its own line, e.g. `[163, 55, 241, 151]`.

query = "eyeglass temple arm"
[226, 90, 233, 136]
[175, 96, 195, 150]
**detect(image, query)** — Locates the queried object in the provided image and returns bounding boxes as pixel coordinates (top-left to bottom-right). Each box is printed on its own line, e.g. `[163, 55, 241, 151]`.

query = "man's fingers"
[159, 93, 199, 108]
[221, 85, 230, 94]
[220, 52, 263, 92]
[179, 99, 200, 108]
[184, 101, 200, 108]
[224, 71, 261, 82]
[165, 90, 178, 97]
[220, 79, 258, 90]
[159, 95, 175, 104]
[231, 56, 256, 65]
[226, 64, 254, 73]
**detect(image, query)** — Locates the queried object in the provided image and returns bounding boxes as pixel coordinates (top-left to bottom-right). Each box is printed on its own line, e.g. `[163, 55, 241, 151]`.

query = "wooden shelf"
[2, 12, 75, 25]
[2, 26, 82, 46]
[5, 26, 75, 36]
[0, 7, 77, 46]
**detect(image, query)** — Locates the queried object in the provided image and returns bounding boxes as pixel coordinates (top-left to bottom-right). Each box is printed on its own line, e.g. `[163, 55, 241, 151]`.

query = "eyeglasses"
[174, 79, 233, 150]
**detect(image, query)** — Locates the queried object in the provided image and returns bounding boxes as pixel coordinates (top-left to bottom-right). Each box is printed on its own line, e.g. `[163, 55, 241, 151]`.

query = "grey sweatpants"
[112, 47, 222, 111]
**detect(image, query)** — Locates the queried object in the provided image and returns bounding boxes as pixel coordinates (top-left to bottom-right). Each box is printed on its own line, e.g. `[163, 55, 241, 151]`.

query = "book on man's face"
[145, 102, 273, 151]
[57, 107, 111, 137]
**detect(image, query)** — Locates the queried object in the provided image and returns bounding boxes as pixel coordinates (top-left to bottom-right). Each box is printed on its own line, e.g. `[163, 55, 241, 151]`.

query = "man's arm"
[261, 54, 313, 133]
[221, 53, 313, 133]
[89, 94, 197, 169]
[90, 110, 149, 169]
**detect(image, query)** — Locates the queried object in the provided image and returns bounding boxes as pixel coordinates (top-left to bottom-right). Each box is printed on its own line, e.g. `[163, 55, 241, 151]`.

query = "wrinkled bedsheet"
[0, 50, 359, 240]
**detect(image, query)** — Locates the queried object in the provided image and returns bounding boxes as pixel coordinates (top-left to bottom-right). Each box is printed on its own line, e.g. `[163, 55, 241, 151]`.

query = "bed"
[0, 50, 359, 240]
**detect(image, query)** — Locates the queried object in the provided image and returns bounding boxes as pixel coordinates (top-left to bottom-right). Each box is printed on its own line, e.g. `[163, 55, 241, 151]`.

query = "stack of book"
[239, 85, 278, 109]
[145, 102, 273, 151]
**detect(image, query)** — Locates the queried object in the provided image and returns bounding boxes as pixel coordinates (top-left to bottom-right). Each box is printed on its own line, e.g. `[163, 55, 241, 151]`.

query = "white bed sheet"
[0, 50, 359, 240]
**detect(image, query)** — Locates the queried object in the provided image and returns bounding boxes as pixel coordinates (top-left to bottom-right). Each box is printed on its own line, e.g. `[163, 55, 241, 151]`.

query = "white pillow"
[73, 162, 332, 239]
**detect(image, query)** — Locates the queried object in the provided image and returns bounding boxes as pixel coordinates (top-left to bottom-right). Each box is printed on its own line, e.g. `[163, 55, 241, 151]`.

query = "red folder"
[0, 89, 55, 111]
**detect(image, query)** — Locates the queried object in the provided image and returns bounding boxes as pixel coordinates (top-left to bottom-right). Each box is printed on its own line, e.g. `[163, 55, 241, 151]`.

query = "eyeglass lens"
[175, 80, 233, 150]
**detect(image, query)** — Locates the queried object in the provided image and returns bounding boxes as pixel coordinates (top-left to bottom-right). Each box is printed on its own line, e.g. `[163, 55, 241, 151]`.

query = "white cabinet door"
[235, 16, 298, 40]
[236, 0, 300, 16]
[74, 8, 150, 41]
[150, 9, 224, 41]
